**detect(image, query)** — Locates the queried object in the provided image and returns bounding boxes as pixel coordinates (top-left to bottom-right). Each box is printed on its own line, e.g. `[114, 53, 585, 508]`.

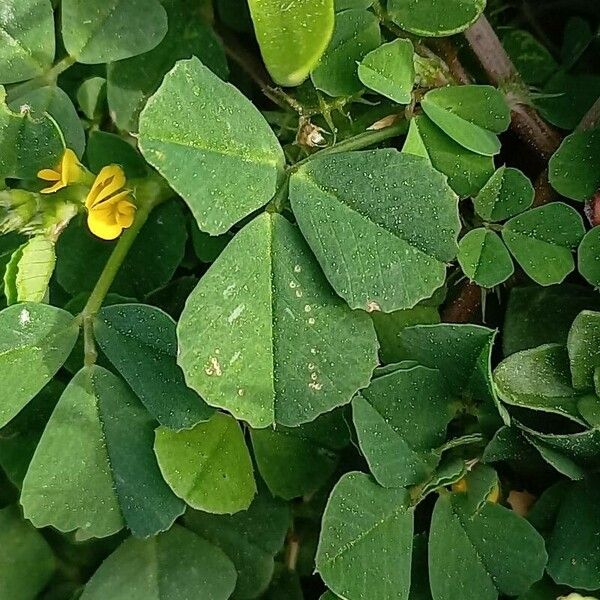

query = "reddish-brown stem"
[441, 281, 481, 323]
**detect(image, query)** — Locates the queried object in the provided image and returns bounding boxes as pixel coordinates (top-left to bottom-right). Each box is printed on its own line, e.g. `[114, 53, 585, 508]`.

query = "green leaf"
[8, 86, 85, 158]
[473, 167, 535, 222]
[316, 472, 414, 600]
[358, 39, 415, 104]
[503, 203, 585, 286]
[80, 524, 237, 600]
[502, 284, 600, 356]
[429, 492, 547, 600]
[107, 0, 228, 132]
[403, 115, 495, 198]
[388, 0, 486, 37]
[177, 212, 378, 428]
[154, 412, 257, 514]
[248, 0, 334, 86]
[56, 202, 187, 298]
[494, 344, 586, 423]
[0, 87, 64, 180]
[311, 8, 381, 97]
[352, 366, 453, 488]
[22, 365, 184, 539]
[290, 150, 460, 312]
[95, 304, 214, 431]
[0, 0, 55, 84]
[546, 477, 600, 590]
[86, 130, 147, 178]
[251, 410, 350, 500]
[183, 487, 290, 599]
[421, 85, 510, 156]
[549, 128, 600, 202]
[0, 302, 78, 428]
[4, 236, 55, 304]
[0, 505, 55, 599]
[457, 228, 514, 288]
[567, 310, 600, 391]
[502, 29, 558, 86]
[139, 57, 285, 235]
[61, 0, 168, 64]
[579, 227, 600, 288]
[76, 76, 106, 121]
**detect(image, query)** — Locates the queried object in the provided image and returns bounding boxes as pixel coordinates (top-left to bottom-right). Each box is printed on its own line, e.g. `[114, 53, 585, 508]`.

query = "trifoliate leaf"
[154, 412, 257, 514]
[388, 0, 486, 37]
[177, 212, 378, 428]
[311, 8, 381, 97]
[251, 410, 350, 500]
[107, 0, 228, 132]
[0, 505, 55, 599]
[80, 525, 237, 600]
[578, 227, 600, 288]
[0, 0, 55, 84]
[61, 0, 168, 64]
[503, 203, 585, 286]
[290, 150, 460, 312]
[22, 366, 184, 538]
[403, 115, 495, 197]
[316, 472, 414, 600]
[421, 85, 510, 156]
[549, 129, 600, 202]
[352, 366, 454, 487]
[567, 310, 600, 391]
[473, 167, 535, 222]
[457, 228, 514, 288]
[358, 39, 415, 104]
[95, 304, 214, 430]
[0, 302, 78, 428]
[429, 492, 547, 600]
[139, 57, 285, 235]
[248, 0, 334, 86]
[183, 487, 290, 599]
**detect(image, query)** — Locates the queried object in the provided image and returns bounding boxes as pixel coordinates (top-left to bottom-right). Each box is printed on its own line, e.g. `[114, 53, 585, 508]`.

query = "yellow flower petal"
[38, 149, 86, 194]
[87, 207, 123, 240]
[40, 181, 66, 194]
[116, 200, 136, 228]
[86, 165, 127, 209]
[37, 169, 60, 182]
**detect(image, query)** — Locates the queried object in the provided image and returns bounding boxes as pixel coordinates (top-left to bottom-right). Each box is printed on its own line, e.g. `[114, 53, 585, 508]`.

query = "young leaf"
[494, 344, 586, 423]
[311, 8, 381, 97]
[0, 0, 55, 84]
[80, 525, 237, 600]
[457, 228, 514, 288]
[549, 129, 600, 202]
[22, 365, 184, 539]
[579, 227, 600, 288]
[429, 492, 547, 600]
[403, 115, 495, 198]
[154, 412, 257, 514]
[358, 39, 415, 104]
[139, 57, 285, 235]
[95, 304, 214, 430]
[183, 487, 290, 599]
[61, 0, 168, 64]
[388, 0, 486, 37]
[177, 212, 378, 428]
[567, 310, 600, 391]
[546, 477, 600, 590]
[0, 505, 55, 599]
[248, 0, 334, 86]
[107, 0, 228, 132]
[250, 410, 350, 500]
[290, 150, 460, 312]
[503, 203, 585, 286]
[473, 166, 535, 222]
[0, 302, 78, 428]
[352, 366, 454, 487]
[316, 472, 414, 600]
[420, 85, 510, 156]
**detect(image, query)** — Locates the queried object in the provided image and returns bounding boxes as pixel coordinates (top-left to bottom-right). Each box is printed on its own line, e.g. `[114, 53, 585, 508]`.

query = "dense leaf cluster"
[0, 1, 600, 599]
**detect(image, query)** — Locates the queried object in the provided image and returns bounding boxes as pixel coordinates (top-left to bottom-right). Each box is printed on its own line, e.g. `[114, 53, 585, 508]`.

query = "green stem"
[8, 56, 76, 100]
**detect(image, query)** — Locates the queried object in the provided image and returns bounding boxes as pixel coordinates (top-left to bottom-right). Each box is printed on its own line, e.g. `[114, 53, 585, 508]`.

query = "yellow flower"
[38, 149, 86, 194]
[85, 165, 136, 240]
